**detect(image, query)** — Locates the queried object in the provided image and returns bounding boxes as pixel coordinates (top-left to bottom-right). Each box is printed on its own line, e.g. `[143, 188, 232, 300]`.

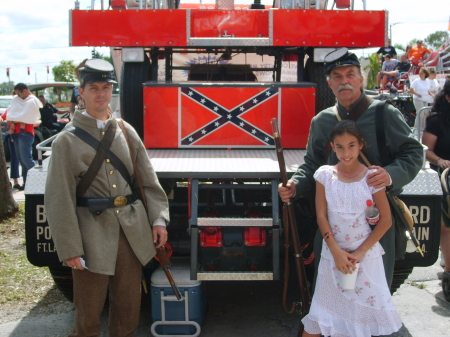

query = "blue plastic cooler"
[151, 258, 206, 336]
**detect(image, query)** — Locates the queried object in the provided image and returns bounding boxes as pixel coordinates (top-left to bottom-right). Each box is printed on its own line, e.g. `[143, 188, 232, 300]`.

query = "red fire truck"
[25, 0, 441, 309]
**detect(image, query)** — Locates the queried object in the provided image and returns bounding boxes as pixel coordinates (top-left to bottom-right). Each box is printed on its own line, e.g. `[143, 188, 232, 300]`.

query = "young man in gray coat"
[278, 48, 423, 287]
[45, 59, 170, 337]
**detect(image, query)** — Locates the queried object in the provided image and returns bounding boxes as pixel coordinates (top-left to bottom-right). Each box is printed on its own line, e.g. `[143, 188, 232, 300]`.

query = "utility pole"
[390, 22, 402, 41]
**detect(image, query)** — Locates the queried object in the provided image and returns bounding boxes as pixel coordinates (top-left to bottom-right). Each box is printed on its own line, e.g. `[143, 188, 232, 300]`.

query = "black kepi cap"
[324, 48, 360, 74]
[79, 59, 117, 85]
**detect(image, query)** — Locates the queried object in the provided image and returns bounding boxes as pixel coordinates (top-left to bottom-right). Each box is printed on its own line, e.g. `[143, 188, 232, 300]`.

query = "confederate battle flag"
[143, 84, 315, 149]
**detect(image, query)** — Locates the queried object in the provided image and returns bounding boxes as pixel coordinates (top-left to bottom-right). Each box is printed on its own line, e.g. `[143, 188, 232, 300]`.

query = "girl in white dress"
[302, 120, 402, 337]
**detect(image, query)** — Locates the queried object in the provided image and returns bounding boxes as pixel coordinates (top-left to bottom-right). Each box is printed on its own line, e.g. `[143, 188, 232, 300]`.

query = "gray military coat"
[45, 113, 170, 275]
[292, 92, 423, 196]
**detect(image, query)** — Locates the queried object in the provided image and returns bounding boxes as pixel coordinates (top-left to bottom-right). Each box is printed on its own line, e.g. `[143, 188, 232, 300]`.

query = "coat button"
[102, 131, 106, 136]
[112, 184, 117, 188]
[116, 210, 120, 214]
[109, 170, 114, 175]
[106, 159, 110, 163]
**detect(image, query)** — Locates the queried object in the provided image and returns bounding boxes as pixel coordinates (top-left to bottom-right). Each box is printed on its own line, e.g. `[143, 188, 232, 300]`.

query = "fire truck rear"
[25, 0, 441, 312]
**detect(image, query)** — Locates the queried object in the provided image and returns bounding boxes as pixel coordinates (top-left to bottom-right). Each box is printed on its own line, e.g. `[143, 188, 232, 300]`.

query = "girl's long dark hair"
[428, 81, 450, 125]
[329, 120, 367, 150]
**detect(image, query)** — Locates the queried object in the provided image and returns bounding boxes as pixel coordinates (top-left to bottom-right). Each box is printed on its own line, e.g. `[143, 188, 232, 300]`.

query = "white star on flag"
[239, 122, 245, 127]
[215, 121, 220, 127]
[265, 137, 269, 142]
[253, 98, 258, 104]
[214, 106, 219, 111]
[265, 91, 271, 96]
[227, 114, 231, 119]
[252, 129, 256, 134]
[189, 137, 194, 142]
[201, 129, 207, 134]
[200, 98, 206, 104]
[188, 91, 193, 96]
[240, 106, 245, 111]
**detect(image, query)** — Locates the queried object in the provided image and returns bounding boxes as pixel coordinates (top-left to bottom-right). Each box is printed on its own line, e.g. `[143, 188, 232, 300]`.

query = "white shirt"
[411, 78, 432, 103]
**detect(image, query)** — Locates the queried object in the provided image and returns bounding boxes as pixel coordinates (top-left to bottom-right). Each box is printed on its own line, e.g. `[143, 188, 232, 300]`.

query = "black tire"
[49, 266, 74, 302]
[304, 58, 336, 115]
[442, 272, 450, 302]
[120, 54, 152, 139]
[390, 264, 413, 294]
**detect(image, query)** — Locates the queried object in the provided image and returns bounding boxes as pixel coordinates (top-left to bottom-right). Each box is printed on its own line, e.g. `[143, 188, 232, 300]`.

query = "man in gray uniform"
[278, 48, 423, 286]
[45, 59, 170, 337]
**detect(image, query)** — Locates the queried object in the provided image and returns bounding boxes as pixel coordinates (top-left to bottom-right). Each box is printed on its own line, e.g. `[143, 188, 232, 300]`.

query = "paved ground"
[4, 170, 450, 337]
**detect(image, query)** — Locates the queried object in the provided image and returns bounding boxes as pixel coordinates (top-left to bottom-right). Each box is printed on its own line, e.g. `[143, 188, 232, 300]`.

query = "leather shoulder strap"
[64, 119, 132, 196]
[117, 119, 148, 213]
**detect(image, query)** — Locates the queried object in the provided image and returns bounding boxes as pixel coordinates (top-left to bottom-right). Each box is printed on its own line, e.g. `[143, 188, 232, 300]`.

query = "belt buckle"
[114, 196, 128, 207]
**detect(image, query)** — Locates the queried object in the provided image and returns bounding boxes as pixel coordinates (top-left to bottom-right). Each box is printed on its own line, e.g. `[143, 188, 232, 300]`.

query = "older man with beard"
[278, 48, 423, 287]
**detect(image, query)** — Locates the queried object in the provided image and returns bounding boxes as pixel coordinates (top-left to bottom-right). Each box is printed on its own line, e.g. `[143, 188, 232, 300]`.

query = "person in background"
[378, 54, 411, 90]
[69, 59, 88, 118]
[410, 67, 432, 134]
[421, 81, 450, 277]
[376, 54, 399, 89]
[428, 69, 441, 100]
[6, 83, 42, 189]
[404, 44, 412, 57]
[376, 38, 397, 64]
[408, 40, 431, 65]
[0, 111, 21, 190]
[38, 95, 67, 132]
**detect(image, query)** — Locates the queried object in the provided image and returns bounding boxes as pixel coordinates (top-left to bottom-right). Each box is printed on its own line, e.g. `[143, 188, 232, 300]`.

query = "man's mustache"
[338, 84, 354, 92]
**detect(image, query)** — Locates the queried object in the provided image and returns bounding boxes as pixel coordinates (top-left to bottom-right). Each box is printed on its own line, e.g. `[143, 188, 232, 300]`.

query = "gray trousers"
[312, 220, 396, 292]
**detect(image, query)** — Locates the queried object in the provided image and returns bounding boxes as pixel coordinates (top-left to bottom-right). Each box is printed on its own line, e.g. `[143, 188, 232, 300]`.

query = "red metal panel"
[272, 9, 386, 47]
[280, 87, 315, 148]
[144, 85, 314, 149]
[70, 9, 187, 47]
[190, 10, 269, 37]
[144, 87, 179, 148]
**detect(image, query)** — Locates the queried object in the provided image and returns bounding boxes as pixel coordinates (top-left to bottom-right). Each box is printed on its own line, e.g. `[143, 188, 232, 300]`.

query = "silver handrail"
[35, 135, 58, 167]
[413, 106, 432, 140]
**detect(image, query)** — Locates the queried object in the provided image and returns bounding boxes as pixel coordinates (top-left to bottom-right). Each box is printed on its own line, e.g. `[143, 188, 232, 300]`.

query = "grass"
[411, 281, 426, 289]
[0, 203, 54, 305]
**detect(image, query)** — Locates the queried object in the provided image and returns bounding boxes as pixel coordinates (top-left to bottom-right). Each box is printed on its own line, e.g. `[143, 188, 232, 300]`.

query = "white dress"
[302, 165, 402, 337]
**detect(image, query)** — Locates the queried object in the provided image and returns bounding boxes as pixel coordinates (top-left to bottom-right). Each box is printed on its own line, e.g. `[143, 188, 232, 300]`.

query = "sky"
[0, 0, 448, 86]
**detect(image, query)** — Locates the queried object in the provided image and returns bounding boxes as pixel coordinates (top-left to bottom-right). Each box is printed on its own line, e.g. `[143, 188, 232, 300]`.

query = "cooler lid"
[151, 257, 201, 287]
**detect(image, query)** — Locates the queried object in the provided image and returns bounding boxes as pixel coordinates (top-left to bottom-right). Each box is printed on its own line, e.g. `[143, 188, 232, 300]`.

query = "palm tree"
[363, 53, 381, 89]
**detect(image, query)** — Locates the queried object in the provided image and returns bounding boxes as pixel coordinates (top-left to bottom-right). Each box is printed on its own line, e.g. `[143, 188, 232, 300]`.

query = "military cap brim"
[79, 59, 117, 85]
[324, 48, 360, 74]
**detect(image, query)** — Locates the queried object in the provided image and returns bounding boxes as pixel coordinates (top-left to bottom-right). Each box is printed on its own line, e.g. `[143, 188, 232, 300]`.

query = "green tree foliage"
[424, 31, 450, 50]
[394, 43, 405, 52]
[0, 82, 15, 95]
[52, 60, 77, 82]
[363, 53, 381, 90]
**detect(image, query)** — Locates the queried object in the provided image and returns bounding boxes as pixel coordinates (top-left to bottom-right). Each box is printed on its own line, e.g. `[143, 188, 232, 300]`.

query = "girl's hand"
[331, 248, 357, 275]
[348, 248, 366, 264]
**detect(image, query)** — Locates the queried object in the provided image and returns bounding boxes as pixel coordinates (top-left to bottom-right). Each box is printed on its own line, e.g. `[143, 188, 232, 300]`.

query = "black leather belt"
[76, 194, 137, 215]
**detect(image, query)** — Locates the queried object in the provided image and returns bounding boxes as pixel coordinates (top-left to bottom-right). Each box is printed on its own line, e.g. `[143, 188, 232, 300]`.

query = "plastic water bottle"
[365, 199, 380, 225]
